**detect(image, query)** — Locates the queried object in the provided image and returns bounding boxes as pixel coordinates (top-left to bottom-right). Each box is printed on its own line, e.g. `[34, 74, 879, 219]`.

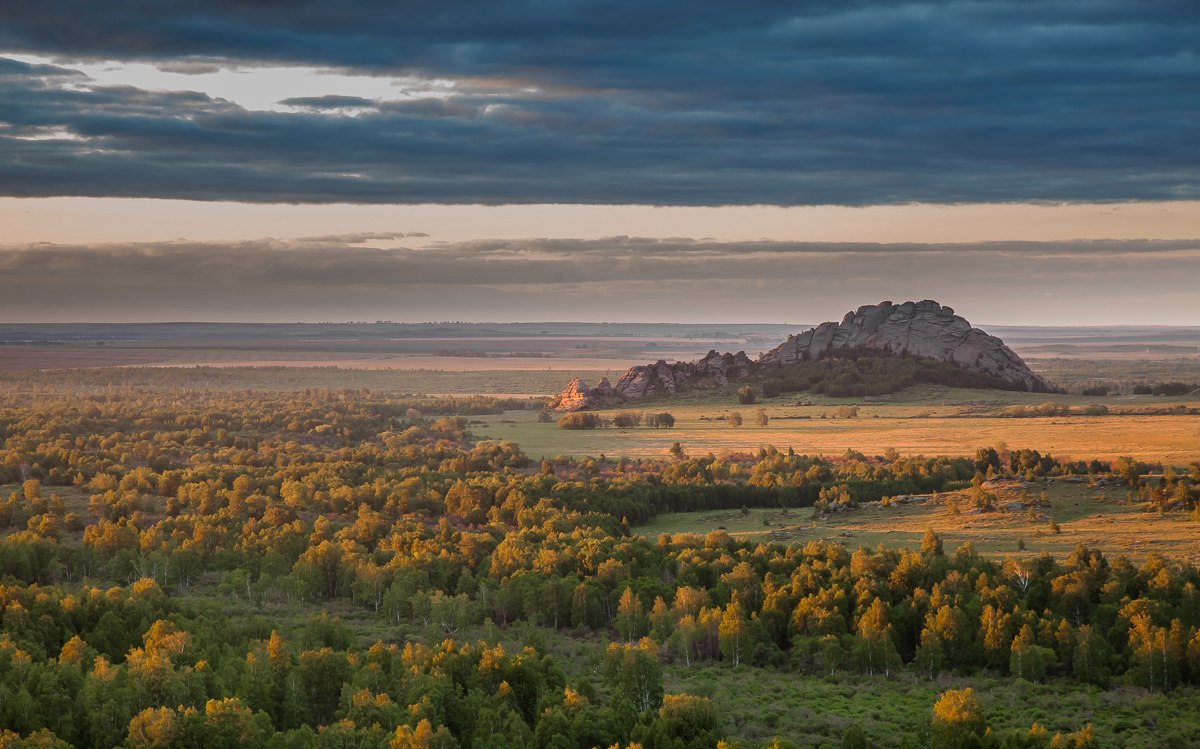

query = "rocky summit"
[548, 300, 1049, 410]
[759, 300, 1049, 392]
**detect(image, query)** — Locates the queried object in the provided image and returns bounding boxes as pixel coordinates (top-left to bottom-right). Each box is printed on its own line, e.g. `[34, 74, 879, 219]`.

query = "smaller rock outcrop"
[547, 350, 752, 411]
[550, 377, 599, 412]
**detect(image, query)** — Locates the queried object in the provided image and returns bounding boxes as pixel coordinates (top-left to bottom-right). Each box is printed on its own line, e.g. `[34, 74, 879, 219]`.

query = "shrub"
[557, 412, 602, 430]
[646, 412, 676, 428]
[611, 411, 643, 429]
[843, 725, 869, 749]
[1152, 382, 1193, 396]
[737, 386, 757, 405]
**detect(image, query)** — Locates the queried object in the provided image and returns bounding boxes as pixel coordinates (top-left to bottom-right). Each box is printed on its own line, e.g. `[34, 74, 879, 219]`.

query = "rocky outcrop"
[548, 300, 1049, 410]
[547, 350, 752, 411]
[551, 377, 599, 412]
[760, 300, 1050, 391]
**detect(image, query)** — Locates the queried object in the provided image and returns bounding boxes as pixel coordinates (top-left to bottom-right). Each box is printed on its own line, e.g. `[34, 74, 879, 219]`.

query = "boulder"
[615, 365, 655, 400]
[592, 377, 615, 398]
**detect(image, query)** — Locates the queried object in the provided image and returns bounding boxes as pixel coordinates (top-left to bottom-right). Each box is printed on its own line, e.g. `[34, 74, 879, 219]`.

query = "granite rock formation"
[547, 351, 752, 411]
[548, 300, 1049, 410]
[759, 300, 1049, 392]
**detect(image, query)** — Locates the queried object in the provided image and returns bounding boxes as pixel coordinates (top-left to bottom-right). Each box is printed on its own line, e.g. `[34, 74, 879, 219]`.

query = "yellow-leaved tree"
[930, 687, 986, 749]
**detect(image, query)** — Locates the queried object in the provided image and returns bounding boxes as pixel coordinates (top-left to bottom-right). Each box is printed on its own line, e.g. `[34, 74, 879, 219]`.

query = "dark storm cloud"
[279, 95, 377, 110]
[0, 1, 1197, 204]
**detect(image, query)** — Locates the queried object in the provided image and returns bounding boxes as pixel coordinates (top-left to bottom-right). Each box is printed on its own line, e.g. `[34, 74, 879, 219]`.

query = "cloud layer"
[1, 1, 1196, 204]
[4, 235, 1198, 323]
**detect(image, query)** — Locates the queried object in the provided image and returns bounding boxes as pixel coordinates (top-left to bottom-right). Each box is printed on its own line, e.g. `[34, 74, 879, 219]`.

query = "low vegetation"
[1025, 358, 1200, 395]
[557, 412, 677, 430]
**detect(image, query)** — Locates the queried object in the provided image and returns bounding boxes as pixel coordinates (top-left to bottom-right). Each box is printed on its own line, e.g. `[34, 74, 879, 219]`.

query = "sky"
[1, 1, 1197, 324]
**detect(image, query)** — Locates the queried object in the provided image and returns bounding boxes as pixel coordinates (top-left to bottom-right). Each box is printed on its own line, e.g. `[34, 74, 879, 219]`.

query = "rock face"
[547, 300, 1049, 411]
[551, 377, 601, 412]
[759, 300, 1049, 392]
[547, 351, 752, 411]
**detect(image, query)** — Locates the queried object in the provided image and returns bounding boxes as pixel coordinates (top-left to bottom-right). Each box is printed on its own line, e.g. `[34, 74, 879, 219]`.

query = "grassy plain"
[0, 365, 610, 396]
[638, 480, 1200, 564]
[477, 385, 1200, 463]
[668, 665, 1198, 748]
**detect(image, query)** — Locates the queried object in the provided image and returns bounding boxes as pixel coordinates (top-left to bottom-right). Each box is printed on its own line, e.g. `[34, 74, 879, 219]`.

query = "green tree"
[855, 597, 900, 677]
[1072, 624, 1112, 687]
[1009, 625, 1053, 682]
[842, 724, 870, 749]
[603, 641, 663, 712]
[648, 693, 723, 747]
[297, 648, 350, 726]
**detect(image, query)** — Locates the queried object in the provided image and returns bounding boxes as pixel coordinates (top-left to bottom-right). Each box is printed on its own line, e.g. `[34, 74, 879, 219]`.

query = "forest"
[0, 383, 1198, 748]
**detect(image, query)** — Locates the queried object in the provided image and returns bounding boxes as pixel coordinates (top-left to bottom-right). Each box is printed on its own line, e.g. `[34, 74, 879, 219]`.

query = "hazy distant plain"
[3, 321, 1199, 373]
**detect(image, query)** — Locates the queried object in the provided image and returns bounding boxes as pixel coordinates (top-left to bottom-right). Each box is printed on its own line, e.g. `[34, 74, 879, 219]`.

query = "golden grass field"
[477, 385, 1200, 464]
[638, 480, 1200, 563]
[478, 383, 1200, 564]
